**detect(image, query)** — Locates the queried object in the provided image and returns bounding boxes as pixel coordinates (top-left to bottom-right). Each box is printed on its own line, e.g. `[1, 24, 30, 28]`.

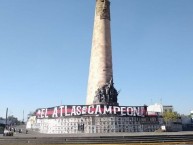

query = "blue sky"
[0, 0, 193, 120]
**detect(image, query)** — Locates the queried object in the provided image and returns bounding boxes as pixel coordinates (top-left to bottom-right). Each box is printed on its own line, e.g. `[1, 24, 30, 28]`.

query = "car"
[3, 129, 13, 136]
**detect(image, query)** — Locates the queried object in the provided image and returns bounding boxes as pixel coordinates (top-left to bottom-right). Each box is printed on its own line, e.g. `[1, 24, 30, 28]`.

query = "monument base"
[27, 105, 160, 134]
[28, 115, 160, 134]
[32, 115, 160, 134]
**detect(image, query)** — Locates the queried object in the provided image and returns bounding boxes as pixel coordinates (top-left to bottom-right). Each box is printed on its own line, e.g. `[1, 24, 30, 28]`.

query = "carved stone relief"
[93, 78, 118, 105]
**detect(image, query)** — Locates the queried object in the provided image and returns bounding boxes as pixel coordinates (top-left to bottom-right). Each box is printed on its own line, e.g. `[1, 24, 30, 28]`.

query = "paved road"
[8, 127, 193, 138]
[1, 126, 193, 145]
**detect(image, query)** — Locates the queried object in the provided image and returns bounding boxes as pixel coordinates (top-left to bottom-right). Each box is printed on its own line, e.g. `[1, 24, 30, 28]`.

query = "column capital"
[96, 0, 111, 20]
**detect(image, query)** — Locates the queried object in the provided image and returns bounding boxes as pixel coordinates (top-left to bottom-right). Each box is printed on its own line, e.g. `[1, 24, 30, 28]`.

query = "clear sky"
[0, 0, 193, 121]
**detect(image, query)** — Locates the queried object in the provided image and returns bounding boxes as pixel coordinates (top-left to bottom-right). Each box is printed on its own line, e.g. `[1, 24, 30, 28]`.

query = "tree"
[7, 115, 22, 125]
[162, 111, 179, 125]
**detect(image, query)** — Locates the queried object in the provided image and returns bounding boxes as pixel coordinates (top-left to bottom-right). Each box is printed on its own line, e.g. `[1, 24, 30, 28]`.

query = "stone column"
[86, 0, 118, 105]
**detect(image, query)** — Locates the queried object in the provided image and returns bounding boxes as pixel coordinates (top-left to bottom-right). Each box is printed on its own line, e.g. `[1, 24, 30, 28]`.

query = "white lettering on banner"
[88, 106, 94, 114]
[133, 107, 139, 116]
[37, 110, 41, 118]
[36, 105, 147, 118]
[95, 105, 102, 114]
[140, 106, 146, 116]
[71, 106, 76, 116]
[45, 109, 48, 118]
[40, 109, 45, 118]
[60, 106, 64, 117]
[127, 107, 133, 116]
[76, 106, 81, 115]
[82, 106, 87, 114]
[52, 107, 58, 118]
[120, 107, 126, 116]
[65, 106, 70, 116]
[103, 106, 112, 114]
[113, 106, 120, 114]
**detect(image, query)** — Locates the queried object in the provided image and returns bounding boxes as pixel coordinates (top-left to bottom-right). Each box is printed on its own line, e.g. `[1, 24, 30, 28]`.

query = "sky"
[0, 0, 193, 121]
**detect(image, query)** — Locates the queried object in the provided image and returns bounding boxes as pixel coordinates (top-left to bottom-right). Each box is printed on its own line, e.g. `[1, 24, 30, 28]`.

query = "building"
[163, 105, 173, 113]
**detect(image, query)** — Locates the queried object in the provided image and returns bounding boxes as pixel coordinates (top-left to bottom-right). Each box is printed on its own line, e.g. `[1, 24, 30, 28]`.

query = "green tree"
[7, 115, 22, 125]
[163, 111, 179, 125]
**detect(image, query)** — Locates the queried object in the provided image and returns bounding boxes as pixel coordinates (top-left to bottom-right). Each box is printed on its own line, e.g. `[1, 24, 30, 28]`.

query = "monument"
[26, 0, 160, 134]
[86, 0, 118, 106]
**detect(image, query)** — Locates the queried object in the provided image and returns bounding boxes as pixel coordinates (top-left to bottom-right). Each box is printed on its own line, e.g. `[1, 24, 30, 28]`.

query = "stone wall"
[34, 115, 160, 134]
